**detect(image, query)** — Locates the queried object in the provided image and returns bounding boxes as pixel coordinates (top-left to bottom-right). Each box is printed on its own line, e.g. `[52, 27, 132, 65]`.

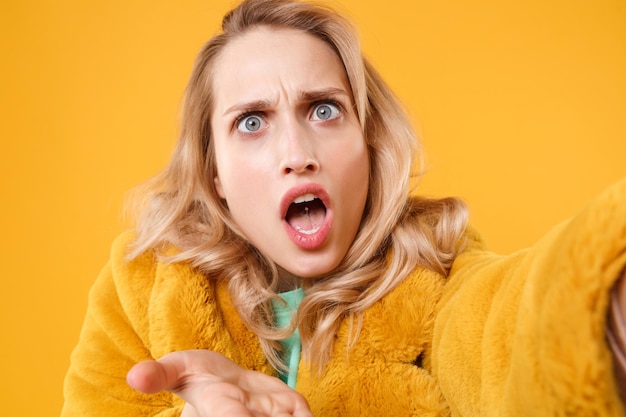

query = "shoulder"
[108, 231, 158, 294]
[92, 231, 227, 356]
[105, 231, 198, 306]
[349, 265, 447, 361]
[106, 231, 211, 301]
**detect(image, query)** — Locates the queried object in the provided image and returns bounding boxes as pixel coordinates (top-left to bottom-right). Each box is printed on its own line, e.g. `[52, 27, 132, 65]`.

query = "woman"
[62, 0, 626, 416]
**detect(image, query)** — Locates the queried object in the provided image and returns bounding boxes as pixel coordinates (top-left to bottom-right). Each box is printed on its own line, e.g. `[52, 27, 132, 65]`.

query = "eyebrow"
[299, 87, 351, 102]
[223, 99, 273, 117]
[223, 87, 351, 116]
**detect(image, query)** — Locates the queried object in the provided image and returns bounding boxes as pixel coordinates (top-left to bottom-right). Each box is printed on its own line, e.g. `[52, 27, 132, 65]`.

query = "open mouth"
[285, 193, 327, 235]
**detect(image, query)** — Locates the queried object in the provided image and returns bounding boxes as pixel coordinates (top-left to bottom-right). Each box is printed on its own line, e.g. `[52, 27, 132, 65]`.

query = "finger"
[127, 351, 313, 417]
[292, 399, 315, 417]
[127, 359, 177, 394]
[198, 397, 254, 417]
[127, 351, 205, 394]
[183, 400, 258, 417]
[128, 359, 255, 417]
[246, 390, 313, 417]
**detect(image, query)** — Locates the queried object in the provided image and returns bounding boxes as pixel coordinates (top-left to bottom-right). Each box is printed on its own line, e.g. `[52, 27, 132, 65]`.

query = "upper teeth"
[293, 193, 316, 204]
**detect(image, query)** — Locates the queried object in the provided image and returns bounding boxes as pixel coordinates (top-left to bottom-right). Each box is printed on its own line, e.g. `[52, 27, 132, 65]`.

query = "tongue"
[286, 199, 326, 233]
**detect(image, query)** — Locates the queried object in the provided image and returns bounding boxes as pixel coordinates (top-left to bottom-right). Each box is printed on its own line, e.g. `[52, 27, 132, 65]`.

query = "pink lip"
[281, 183, 333, 250]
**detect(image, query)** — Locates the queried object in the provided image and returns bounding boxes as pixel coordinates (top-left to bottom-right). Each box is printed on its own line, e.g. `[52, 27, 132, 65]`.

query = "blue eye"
[312, 102, 340, 121]
[237, 115, 265, 133]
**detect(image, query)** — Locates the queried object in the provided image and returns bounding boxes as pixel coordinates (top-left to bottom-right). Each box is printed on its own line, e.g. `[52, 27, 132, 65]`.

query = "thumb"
[127, 353, 256, 417]
[127, 359, 179, 394]
[126, 350, 240, 394]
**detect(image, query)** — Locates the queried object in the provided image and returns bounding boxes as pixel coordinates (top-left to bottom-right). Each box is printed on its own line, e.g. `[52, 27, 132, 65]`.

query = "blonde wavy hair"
[129, 0, 468, 371]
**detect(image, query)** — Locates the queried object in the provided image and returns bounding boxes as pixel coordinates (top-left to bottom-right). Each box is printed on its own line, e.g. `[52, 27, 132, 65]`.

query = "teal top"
[271, 288, 305, 389]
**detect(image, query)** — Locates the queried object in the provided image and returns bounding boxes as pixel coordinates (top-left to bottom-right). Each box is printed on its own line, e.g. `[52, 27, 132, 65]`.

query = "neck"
[276, 266, 301, 293]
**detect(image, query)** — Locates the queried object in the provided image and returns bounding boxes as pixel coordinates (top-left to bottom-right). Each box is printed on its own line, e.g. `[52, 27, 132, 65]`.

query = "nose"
[279, 120, 320, 175]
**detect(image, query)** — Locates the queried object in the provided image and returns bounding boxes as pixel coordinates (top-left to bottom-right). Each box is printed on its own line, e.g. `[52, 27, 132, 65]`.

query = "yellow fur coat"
[62, 179, 626, 416]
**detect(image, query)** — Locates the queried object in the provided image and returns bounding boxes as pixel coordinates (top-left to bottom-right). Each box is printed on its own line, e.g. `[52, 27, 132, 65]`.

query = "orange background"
[1, 0, 624, 415]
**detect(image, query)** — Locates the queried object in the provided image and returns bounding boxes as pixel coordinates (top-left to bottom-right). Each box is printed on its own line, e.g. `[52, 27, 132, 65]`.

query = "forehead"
[211, 27, 350, 110]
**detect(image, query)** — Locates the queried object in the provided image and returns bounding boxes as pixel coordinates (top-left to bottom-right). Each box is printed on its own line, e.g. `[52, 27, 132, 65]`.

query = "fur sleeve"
[61, 232, 184, 416]
[433, 178, 626, 416]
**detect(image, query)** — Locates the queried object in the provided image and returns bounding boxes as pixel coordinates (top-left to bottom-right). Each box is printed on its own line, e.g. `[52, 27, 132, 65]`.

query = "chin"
[289, 254, 344, 279]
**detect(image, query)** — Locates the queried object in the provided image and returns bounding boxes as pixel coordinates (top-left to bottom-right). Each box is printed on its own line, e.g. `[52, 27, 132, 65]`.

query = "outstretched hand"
[127, 350, 313, 417]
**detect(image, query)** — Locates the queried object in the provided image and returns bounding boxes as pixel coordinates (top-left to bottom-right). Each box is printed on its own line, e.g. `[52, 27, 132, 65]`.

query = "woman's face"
[210, 27, 369, 282]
